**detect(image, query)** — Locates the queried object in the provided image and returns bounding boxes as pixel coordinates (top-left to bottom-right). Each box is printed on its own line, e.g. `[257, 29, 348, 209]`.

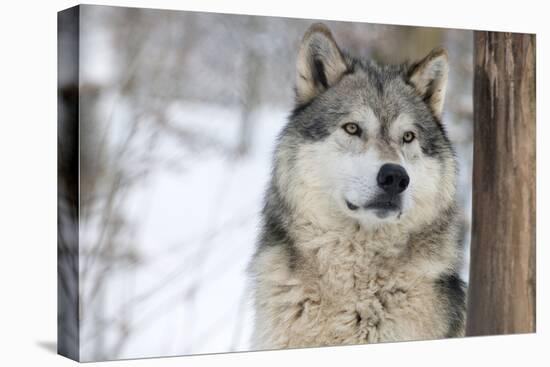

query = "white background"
[0, 0, 546, 366]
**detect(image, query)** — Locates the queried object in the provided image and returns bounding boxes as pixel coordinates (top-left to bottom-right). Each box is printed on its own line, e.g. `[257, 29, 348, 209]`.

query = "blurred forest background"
[58, 5, 473, 361]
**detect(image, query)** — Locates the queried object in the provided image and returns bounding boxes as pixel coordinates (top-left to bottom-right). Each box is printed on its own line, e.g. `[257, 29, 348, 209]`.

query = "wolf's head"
[273, 23, 457, 232]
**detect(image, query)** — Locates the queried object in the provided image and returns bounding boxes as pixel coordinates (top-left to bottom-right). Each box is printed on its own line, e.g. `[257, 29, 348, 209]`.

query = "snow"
[79, 102, 286, 360]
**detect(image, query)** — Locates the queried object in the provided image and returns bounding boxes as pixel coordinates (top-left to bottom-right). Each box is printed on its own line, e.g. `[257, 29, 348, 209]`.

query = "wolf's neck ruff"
[250, 198, 462, 348]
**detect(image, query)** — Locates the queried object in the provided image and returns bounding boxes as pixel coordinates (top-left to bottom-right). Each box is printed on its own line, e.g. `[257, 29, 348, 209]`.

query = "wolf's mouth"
[365, 201, 400, 211]
[365, 193, 402, 211]
[346, 197, 401, 211]
[344, 193, 402, 218]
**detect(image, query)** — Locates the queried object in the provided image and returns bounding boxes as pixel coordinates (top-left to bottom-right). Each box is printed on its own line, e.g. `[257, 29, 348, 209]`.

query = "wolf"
[249, 23, 466, 349]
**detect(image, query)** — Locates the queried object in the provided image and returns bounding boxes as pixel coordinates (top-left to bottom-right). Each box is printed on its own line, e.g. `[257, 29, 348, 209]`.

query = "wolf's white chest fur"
[251, 224, 452, 349]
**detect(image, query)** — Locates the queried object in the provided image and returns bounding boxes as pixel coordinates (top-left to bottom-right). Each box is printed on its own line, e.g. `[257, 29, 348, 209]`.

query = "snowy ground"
[79, 102, 287, 360]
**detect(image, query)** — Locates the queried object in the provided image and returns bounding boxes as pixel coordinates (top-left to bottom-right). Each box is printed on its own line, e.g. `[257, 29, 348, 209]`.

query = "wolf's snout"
[377, 164, 409, 195]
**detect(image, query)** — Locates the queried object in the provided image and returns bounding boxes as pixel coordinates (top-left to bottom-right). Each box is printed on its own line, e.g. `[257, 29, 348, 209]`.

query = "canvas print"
[58, 5, 535, 362]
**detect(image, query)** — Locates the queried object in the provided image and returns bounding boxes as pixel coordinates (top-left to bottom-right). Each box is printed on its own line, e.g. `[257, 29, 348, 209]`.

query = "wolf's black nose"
[377, 164, 409, 195]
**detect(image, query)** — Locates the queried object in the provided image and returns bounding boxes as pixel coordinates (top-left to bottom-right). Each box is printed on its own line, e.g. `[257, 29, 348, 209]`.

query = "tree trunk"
[466, 31, 536, 336]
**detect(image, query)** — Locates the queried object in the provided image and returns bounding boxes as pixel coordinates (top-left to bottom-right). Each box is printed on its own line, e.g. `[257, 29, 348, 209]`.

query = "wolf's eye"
[342, 123, 362, 136]
[403, 131, 416, 143]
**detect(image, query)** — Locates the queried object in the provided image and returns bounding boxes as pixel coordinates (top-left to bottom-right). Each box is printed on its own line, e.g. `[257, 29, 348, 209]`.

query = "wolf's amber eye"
[342, 123, 362, 136]
[403, 131, 416, 143]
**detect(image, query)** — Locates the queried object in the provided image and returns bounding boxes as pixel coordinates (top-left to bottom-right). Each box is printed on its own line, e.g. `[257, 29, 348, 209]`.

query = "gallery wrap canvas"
[58, 4, 535, 362]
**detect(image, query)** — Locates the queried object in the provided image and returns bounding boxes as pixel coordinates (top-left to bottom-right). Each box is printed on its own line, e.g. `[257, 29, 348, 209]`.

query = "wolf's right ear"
[295, 23, 348, 105]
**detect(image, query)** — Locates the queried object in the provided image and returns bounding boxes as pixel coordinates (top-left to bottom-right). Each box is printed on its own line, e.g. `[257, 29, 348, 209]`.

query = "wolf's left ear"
[407, 48, 449, 119]
[295, 23, 348, 105]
